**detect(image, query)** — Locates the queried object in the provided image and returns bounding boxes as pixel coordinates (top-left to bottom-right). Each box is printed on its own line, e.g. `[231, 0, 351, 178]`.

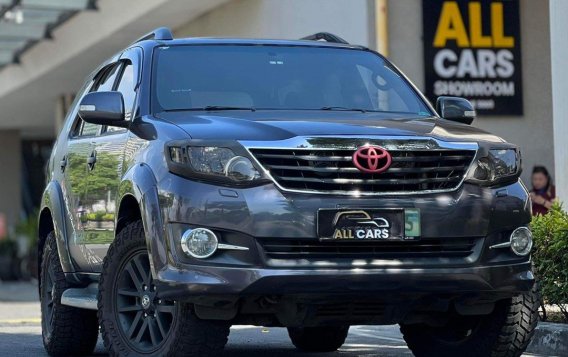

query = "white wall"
[387, 0, 554, 187]
[550, 0, 568, 202]
[175, 0, 373, 47]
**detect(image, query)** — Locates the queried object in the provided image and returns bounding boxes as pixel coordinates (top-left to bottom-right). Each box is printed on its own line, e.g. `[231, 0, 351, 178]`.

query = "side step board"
[60, 283, 98, 310]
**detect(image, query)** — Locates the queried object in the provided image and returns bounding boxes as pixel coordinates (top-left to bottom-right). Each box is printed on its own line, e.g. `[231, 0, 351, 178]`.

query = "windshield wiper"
[320, 106, 367, 113]
[203, 105, 256, 112]
[164, 106, 256, 112]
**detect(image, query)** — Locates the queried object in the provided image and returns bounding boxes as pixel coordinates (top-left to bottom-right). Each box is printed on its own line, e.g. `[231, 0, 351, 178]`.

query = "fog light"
[510, 227, 532, 256]
[181, 228, 218, 259]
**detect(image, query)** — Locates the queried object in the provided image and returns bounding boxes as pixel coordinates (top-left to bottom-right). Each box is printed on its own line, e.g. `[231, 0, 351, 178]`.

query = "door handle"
[60, 156, 67, 172]
[87, 151, 97, 170]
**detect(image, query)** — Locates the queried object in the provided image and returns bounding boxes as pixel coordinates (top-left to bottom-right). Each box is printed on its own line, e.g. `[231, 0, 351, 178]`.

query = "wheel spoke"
[118, 288, 139, 297]
[118, 304, 142, 313]
[148, 318, 158, 346]
[125, 264, 143, 291]
[127, 311, 144, 339]
[133, 256, 150, 286]
[156, 304, 175, 314]
[134, 318, 149, 344]
[155, 314, 167, 340]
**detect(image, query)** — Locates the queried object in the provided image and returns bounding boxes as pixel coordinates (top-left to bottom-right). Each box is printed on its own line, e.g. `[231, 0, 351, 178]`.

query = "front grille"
[249, 148, 476, 194]
[259, 237, 479, 260]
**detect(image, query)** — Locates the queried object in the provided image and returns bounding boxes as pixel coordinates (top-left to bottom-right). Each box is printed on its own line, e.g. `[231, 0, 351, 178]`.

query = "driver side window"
[71, 63, 122, 138]
[105, 62, 135, 133]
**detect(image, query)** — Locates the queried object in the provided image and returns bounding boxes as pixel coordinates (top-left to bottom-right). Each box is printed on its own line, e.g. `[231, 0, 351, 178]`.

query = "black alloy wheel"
[114, 249, 179, 354]
[99, 220, 230, 357]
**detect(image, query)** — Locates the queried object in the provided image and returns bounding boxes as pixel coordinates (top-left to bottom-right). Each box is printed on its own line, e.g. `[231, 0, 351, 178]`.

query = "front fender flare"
[118, 164, 167, 279]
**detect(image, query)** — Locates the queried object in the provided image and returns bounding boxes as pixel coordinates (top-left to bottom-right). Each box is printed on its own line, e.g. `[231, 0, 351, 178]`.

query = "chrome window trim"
[241, 136, 479, 196]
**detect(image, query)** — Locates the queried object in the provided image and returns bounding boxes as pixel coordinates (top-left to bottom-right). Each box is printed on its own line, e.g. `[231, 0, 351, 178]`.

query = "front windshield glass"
[152, 44, 432, 115]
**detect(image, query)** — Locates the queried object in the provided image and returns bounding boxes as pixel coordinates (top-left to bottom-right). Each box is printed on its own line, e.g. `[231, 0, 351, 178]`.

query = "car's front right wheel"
[98, 220, 230, 356]
[400, 285, 540, 357]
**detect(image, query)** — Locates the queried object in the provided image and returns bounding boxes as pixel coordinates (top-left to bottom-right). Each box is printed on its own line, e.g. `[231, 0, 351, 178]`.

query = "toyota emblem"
[352, 146, 392, 173]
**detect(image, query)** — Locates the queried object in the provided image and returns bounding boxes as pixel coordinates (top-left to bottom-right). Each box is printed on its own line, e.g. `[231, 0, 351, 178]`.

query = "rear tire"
[98, 220, 230, 356]
[400, 285, 540, 357]
[40, 231, 99, 356]
[288, 325, 349, 352]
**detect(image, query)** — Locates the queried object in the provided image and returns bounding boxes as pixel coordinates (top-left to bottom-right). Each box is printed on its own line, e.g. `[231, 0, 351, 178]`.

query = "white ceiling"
[0, 0, 230, 137]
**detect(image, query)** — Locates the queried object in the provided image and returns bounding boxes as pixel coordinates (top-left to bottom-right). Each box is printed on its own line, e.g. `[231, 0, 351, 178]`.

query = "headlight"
[467, 148, 520, 185]
[167, 144, 263, 185]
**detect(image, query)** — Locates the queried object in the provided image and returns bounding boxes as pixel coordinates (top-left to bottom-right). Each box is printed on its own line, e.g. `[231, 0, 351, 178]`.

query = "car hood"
[155, 110, 506, 144]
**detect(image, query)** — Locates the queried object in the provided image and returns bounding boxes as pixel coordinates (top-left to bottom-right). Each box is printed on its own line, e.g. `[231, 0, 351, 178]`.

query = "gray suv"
[38, 28, 539, 357]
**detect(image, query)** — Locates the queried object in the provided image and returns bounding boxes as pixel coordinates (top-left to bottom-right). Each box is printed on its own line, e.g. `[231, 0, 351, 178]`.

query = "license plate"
[318, 208, 420, 241]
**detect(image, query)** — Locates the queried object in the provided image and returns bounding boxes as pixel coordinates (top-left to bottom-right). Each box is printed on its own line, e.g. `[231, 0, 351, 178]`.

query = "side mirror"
[78, 91, 127, 127]
[436, 96, 476, 125]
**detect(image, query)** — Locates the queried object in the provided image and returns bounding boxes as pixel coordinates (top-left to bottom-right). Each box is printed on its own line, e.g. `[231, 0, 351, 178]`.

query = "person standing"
[530, 166, 556, 215]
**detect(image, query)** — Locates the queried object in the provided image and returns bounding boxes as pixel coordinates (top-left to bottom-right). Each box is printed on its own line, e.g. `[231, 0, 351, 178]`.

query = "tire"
[400, 285, 540, 357]
[98, 220, 230, 356]
[288, 325, 349, 352]
[40, 231, 99, 356]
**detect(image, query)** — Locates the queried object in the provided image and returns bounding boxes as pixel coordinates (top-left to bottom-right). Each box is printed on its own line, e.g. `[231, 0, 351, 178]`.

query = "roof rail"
[300, 32, 349, 44]
[132, 27, 173, 44]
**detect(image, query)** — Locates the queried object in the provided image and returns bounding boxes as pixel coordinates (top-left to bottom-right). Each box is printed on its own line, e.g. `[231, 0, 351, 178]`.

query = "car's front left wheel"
[98, 220, 230, 356]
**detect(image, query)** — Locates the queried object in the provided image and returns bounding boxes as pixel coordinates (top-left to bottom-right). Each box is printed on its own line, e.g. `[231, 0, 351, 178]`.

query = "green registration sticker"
[404, 209, 421, 237]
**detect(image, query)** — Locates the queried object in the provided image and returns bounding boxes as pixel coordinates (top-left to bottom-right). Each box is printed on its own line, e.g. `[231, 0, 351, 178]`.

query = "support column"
[550, 0, 568, 203]
[55, 93, 74, 136]
[0, 130, 21, 237]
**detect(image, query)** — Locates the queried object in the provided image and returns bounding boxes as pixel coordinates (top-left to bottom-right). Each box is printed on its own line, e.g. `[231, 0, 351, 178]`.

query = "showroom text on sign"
[423, 0, 523, 115]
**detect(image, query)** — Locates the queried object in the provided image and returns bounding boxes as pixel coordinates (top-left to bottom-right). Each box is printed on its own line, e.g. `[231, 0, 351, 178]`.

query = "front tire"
[98, 220, 230, 356]
[288, 325, 349, 352]
[400, 286, 540, 357]
[40, 232, 99, 356]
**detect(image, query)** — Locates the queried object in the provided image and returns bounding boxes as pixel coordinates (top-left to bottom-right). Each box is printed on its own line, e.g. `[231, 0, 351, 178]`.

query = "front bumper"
[153, 175, 533, 300]
[155, 261, 534, 299]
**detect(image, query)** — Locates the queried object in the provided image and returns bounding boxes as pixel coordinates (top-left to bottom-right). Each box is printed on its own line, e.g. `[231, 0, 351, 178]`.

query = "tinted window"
[116, 63, 136, 119]
[80, 64, 122, 136]
[103, 63, 136, 134]
[95, 64, 121, 92]
[152, 45, 431, 115]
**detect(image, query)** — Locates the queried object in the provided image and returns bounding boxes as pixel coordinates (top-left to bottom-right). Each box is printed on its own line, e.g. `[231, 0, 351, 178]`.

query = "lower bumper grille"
[259, 237, 479, 260]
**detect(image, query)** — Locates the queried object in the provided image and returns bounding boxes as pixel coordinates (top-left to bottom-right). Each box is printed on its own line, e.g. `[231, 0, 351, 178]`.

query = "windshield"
[152, 44, 432, 115]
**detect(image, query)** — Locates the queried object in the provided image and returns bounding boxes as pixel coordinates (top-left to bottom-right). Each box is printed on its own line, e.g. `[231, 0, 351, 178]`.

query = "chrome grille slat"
[254, 153, 352, 161]
[267, 164, 467, 174]
[249, 147, 477, 194]
[277, 176, 462, 184]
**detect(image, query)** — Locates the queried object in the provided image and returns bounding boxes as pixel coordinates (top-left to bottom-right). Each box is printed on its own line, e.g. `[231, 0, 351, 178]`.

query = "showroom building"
[0, 0, 565, 233]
